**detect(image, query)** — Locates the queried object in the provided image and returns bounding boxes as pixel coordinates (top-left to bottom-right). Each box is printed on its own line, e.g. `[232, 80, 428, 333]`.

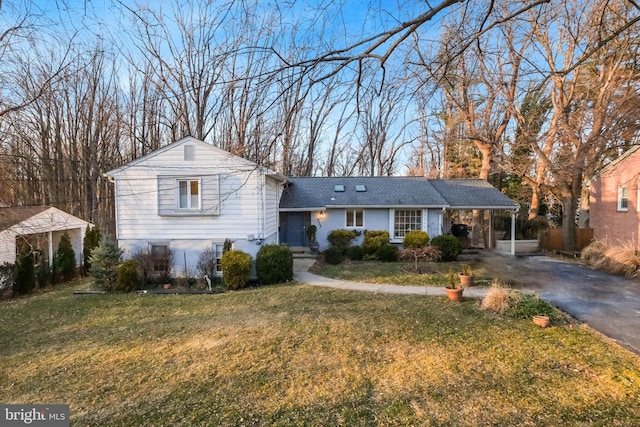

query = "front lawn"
[1, 279, 639, 426]
[309, 259, 495, 286]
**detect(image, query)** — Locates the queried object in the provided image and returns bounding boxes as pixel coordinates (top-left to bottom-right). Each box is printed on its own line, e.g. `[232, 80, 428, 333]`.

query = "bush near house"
[56, 232, 77, 282]
[90, 240, 123, 291]
[0, 262, 14, 299]
[14, 248, 36, 295]
[116, 259, 140, 292]
[327, 229, 359, 253]
[362, 230, 389, 256]
[83, 226, 102, 273]
[256, 245, 293, 285]
[402, 230, 430, 248]
[221, 250, 252, 290]
[431, 234, 462, 262]
[345, 245, 364, 261]
[324, 246, 343, 265]
[376, 244, 399, 262]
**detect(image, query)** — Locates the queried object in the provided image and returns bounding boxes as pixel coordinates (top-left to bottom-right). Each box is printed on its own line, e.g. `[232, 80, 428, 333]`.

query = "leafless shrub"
[582, 240, 640, 278]
[481, 281, 520, 314]
[399, 246, 442, 271]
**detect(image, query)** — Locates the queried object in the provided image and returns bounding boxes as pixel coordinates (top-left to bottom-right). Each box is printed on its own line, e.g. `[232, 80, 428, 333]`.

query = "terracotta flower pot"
[163, 284, 171, 290]
[459, 273, 475, 288]
[533, 315, 550, 328]
[445, 287, 464, 302]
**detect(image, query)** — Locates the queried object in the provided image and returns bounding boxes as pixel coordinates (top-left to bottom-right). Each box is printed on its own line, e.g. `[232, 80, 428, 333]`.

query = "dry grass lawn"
[1, 279, 639, 426]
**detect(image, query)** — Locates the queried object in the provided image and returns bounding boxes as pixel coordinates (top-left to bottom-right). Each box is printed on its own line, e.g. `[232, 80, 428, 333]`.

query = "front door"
[280, 212, 310, 246]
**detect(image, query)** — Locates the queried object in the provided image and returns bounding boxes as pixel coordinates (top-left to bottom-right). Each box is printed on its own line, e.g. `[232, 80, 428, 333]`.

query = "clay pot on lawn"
[445, 287, 464, 302]
[533, 315, 550, 328]
[459, 273, 475, 288]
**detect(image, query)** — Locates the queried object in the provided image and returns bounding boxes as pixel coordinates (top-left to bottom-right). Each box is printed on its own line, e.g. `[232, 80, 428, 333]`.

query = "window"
[178, 179, 200, 209]
[618, 185, 629, 211]
[394, 209, 422, 239]
[214, 243, 224, 275]
[355, 184, 367, 192]
[334, 184, 345, 192]
[150, 244, 170, 274]
[346, 209, 364, 227]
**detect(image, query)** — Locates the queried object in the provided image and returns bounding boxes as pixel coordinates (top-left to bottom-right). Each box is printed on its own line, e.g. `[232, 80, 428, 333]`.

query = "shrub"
[362, 230, 389, 255]
[324, 246, 343, 265]
[116, 259, 140, 292]
[55, 232, 76, 282]
[256, 244, 293, 285]
[221, 250, 252, 290]
[83, 226, 102, 273]
[481, 281, 519, 314]
[376, 244, 398, 262]
[431, 234, 462, 262]
[196, 247, 218, 280]
[0, 262, 14, 299]
[345, 245, 364, 261]
[14, 247, 36, 295]
[402, 230, 430, 249]
[327, 229, 358, 253]
[90, 240, 123, 291]
[223, 239, 233, 254]
[36, 261, 51, 288]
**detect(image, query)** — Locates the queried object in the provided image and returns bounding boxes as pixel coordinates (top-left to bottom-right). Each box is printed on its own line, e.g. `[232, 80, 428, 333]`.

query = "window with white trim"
[394, 209, 422, 239]
[618, 185, 628, 211]
[214, 243, 224, 275]
[346, 209, 364, 227]
[178, 179, 200, 209]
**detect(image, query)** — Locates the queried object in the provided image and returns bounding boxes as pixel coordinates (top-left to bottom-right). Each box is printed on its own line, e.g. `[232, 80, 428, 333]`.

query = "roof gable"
[0, 206, 50, 231]
[104, 136, 284, 180]
[0, 206, 91, 233]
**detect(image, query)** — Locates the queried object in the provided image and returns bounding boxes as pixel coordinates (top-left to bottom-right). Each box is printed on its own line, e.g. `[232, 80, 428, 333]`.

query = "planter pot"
[309, 242, 319, 254]
[459, 273, 475, 288]
[533, 315, 550, 328]
[445, 287, 464, 302]
[163, 284, 171, 290]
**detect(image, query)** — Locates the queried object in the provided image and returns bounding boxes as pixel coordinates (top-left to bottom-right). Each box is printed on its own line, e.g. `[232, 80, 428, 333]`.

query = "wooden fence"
[539, 228, 593, 251]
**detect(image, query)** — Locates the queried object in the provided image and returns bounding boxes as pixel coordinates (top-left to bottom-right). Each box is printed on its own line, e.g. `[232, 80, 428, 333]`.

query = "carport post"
[510, 210, 516, 255]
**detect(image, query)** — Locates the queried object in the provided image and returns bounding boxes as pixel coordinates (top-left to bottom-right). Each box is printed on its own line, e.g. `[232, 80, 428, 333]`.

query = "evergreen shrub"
[324, 246, 343, 265]
[345, 245, 364, 261]
[431, 235, 462, 262]
[221, 250, 252, 290]
[376, 244, 398, 262]
[256, 245, 293, 285]
[362, 230, 389, 255]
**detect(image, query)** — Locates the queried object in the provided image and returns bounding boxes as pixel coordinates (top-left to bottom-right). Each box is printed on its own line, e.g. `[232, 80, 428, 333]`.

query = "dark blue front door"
[280, 212, 310, 246]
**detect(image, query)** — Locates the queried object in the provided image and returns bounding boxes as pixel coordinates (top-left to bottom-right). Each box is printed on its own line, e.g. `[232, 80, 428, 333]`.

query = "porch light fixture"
[318, 210, 324, 226]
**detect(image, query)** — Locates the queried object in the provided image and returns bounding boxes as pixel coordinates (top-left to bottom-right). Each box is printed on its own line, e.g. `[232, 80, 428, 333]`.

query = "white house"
[0, 206, 90, 267]
[104, 136, 287, 277]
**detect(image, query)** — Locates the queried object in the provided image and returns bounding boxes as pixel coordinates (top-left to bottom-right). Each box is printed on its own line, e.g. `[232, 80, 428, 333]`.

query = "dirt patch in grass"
[1, 280, 639, 426]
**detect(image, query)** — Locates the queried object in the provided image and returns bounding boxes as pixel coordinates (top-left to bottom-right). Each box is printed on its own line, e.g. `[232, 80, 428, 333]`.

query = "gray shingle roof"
[430, 179, 519, 209]
[280, 177, 518, 210]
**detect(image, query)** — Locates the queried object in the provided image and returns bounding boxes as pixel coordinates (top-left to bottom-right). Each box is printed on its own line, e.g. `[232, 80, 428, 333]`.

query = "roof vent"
[334, 184, 345, 192]
[355, 184, 367, 192]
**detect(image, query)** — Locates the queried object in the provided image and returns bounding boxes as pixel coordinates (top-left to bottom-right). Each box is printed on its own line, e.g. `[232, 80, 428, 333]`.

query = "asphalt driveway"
[294, 253, 640, 355]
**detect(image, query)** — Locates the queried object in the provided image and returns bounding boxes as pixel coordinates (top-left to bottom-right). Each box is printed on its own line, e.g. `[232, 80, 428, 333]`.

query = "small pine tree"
[56, 232, 76, 282]
[14, 247, 36, 295]
[83, 226, 102, 272]
[90, 240, 123, 291]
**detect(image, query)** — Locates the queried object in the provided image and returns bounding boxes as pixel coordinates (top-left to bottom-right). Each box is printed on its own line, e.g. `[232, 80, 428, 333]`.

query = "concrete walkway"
[293, 254, 640, 355]
[293, 257, 489, 298]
